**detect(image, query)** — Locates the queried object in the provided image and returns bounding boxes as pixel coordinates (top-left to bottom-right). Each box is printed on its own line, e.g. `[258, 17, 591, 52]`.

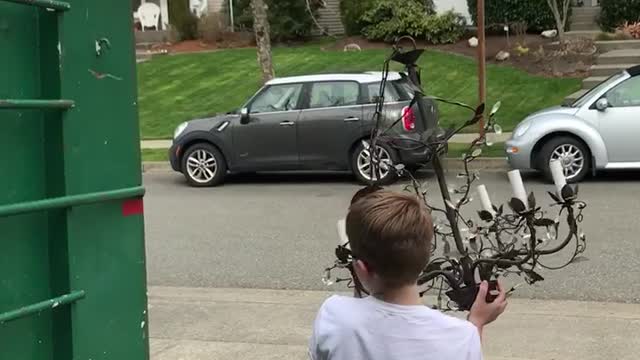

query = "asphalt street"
[143, 168, 640, 304]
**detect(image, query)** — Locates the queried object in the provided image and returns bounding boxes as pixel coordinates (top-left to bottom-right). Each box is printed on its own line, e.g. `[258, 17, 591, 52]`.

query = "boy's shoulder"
[317, 295, 475, 333]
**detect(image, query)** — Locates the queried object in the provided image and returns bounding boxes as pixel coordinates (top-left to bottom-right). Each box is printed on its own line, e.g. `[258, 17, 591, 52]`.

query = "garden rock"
[495, 50, 510, 61]
[468, 37, 479, 47]
[343, 43, 362, 52]
[541, 30, 558, 38]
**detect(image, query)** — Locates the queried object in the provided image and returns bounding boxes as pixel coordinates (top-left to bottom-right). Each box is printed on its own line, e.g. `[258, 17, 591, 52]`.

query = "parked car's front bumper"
[169, 143, 181, 172]
[505, 137, 534, 170]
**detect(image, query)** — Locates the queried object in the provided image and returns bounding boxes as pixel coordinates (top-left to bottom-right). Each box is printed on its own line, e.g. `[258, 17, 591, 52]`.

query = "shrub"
[361, 0, 434, 41]
[234, 0, 322, 42]
[198, 12, 226, 43]
[360, 0, 464, 44]
[423, 10, 467, 44]
[339, 0, 376, 36]
[599, 0, 640, 31]
[466, 0, 568, 32]
[169, 0, 199, 40]
[618, 21, 640, 39]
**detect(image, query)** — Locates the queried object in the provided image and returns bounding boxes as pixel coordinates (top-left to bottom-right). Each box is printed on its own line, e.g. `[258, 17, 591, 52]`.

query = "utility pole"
[477, 0, 486, 136]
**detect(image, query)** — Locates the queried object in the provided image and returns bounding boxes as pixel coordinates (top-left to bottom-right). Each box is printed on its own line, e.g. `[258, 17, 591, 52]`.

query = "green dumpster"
[0, 0, 149, 359]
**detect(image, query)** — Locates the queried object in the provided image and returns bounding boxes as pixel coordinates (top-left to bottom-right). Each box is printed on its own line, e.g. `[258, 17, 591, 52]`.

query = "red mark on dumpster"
[122, 198, 144, 216]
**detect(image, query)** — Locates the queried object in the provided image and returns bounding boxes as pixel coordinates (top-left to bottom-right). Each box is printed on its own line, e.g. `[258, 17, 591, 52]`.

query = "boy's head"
[346, 190, 433, 290]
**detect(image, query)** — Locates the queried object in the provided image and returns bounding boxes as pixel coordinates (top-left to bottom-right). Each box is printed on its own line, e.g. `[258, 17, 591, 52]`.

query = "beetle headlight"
[514, 121, 531, 138]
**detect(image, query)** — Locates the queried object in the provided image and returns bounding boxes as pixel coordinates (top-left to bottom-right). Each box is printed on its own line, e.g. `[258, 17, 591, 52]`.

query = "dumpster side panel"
[0, 4, 54, 359]
[59, 0, 149, 359]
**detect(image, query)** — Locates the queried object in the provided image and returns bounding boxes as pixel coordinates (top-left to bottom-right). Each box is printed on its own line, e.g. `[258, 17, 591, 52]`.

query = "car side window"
[605, 76, 640, 107]
[249, 83, 303, 113]
[366, 82, 401, 103]
[309, 81, 360, 109]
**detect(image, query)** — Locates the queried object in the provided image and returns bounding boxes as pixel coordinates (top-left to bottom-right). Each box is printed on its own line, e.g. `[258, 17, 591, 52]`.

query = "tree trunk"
[546, 0, 570, 44]
[250, 0, 274, 83]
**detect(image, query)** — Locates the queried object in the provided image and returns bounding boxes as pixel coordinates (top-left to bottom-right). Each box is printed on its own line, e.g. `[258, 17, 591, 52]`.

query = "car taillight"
[402, 106, 416, 131]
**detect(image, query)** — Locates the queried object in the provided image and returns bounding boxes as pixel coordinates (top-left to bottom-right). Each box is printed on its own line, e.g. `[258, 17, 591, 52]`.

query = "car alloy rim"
[357, 145, 392, 181]
[186, 149, 217, 183]
[550, 144, 584, 180]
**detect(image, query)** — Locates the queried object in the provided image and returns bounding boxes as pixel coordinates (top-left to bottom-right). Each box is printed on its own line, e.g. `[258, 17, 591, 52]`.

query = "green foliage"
[339, 0, 376, 36]
[424, 11, 468, 44]
[168, 0, 199, 40]
[466, 0, 568, 32]
[599, 0, 640, 31]
[234, 0, 321, 42]
[360, 0, 464, 44]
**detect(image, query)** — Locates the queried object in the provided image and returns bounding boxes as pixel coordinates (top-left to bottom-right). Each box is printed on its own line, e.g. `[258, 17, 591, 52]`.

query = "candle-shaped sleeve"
[507, 169, 528, 208]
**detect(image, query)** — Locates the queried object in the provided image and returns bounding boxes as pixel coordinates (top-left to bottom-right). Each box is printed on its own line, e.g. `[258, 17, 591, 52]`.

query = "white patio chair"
[138, 3, 161, 31]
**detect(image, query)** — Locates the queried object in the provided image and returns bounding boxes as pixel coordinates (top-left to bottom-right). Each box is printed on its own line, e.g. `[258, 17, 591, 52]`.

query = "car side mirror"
[240, 107, 250, 124]
[596, 98, 609, 111]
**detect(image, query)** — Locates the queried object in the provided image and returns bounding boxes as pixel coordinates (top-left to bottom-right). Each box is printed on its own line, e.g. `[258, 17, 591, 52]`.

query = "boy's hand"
[468, 280, 507, 329]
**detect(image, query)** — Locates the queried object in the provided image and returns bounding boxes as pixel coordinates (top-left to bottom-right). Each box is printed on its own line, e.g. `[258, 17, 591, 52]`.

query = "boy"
[309, 190, 507, 360]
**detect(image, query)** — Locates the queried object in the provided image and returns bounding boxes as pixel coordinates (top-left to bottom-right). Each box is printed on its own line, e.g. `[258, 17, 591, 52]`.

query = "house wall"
[208, 0, 225, 12]
[433, 0, 471, 22]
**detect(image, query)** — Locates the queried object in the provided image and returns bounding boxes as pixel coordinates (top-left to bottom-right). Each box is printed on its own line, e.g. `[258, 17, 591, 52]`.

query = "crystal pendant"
[322, 269, 334, 286]
[493, 124, 503, 135]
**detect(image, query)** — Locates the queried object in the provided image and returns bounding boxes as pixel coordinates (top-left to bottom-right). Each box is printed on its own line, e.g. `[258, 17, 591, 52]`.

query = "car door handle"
[279, 121, 295, 126]
[343, 117, 360, 122]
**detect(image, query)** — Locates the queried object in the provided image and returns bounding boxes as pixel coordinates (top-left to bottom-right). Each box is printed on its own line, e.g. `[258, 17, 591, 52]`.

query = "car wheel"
[351, 141, 398, 185]
[181, 143, 227, 187]
[538, 136, 590, 183]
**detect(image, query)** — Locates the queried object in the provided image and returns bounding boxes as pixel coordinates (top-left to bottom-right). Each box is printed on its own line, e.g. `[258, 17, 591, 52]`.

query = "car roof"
[266, 72, 403, 85]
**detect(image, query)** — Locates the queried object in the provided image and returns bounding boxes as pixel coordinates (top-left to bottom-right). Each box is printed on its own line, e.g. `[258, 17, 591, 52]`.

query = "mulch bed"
[328, 35, 594, 78]
[147, 33, 594, 78]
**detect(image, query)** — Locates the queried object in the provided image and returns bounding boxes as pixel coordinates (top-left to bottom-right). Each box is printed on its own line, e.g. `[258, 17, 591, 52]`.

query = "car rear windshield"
[366, 78, 415, 103]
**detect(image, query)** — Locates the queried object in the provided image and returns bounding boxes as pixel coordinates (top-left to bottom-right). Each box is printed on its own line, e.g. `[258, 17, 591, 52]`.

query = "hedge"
[599, 0, 640, 31]
[466, 0, 569, 32]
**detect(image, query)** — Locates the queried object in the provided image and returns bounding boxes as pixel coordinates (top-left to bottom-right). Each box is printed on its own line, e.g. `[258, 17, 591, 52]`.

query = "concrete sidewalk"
[148, 286, 640, 360]
[141, 133, 513, 149]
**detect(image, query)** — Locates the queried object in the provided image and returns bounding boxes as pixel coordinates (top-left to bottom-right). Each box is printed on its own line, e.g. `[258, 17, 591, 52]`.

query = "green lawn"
[138, 45, 580, 139]
[141, 149, 169, 162]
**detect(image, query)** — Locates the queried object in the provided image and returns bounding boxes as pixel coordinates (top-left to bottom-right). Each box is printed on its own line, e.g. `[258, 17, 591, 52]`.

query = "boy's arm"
[467, 280, 508, 341]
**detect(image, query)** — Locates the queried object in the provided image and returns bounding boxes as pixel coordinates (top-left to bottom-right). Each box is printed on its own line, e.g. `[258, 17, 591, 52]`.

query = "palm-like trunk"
[250, 0, 274, 83]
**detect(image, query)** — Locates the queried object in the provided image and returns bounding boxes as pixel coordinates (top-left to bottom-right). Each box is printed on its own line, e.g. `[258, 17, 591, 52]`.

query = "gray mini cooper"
[169, 72, 439, 186]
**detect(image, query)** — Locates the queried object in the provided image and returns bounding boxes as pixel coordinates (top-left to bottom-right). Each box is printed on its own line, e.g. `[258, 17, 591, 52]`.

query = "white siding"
[433, 0, 471, 22]
[207, 0, 224, 12]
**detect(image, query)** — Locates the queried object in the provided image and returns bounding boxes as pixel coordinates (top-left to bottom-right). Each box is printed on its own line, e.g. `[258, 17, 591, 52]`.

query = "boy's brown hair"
[346, 190, 433, 288]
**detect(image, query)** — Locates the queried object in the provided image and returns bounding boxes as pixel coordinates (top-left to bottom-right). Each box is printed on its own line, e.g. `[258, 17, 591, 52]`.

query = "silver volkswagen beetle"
[506, 65, 640, 182]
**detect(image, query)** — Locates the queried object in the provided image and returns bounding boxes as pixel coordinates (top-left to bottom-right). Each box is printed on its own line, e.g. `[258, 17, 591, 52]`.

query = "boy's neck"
[373, 284, 421, 306]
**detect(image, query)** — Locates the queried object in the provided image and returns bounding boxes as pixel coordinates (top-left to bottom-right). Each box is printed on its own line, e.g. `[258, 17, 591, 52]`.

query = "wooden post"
[477, 0, 486, 136]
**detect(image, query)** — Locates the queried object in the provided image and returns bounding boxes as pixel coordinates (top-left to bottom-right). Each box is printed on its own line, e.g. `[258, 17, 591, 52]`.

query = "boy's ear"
[354, 259, 373, 277]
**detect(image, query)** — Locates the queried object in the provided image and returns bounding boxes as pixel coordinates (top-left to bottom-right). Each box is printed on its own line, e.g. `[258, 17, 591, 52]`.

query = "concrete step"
[564, 89, 589, 105]
[597, 49, 640, 64]
[572, 21, 600, 31]
[589, 63, 634, 76]
[565, 30, 600, 39]
[582, 76, 607, 89]
[572, 6, 600, 15]
[596, 40, 640, 52]
[572, 13, 597, 22]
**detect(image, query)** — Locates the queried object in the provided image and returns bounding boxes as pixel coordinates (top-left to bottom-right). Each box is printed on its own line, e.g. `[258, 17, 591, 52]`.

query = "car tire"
[538, 136, 590, 184]
[351, 141, 399, 185]
[181, 143, 227, 187]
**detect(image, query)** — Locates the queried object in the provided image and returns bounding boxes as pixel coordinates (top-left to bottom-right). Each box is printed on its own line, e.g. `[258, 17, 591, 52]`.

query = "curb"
[443, 157, 509, 171]
[142, 162, 172, 173]
[141, 158, 510, 174]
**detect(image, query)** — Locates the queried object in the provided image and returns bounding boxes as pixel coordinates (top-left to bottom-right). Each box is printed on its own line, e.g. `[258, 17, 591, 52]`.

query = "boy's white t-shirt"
[309, 295, 482, 360]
